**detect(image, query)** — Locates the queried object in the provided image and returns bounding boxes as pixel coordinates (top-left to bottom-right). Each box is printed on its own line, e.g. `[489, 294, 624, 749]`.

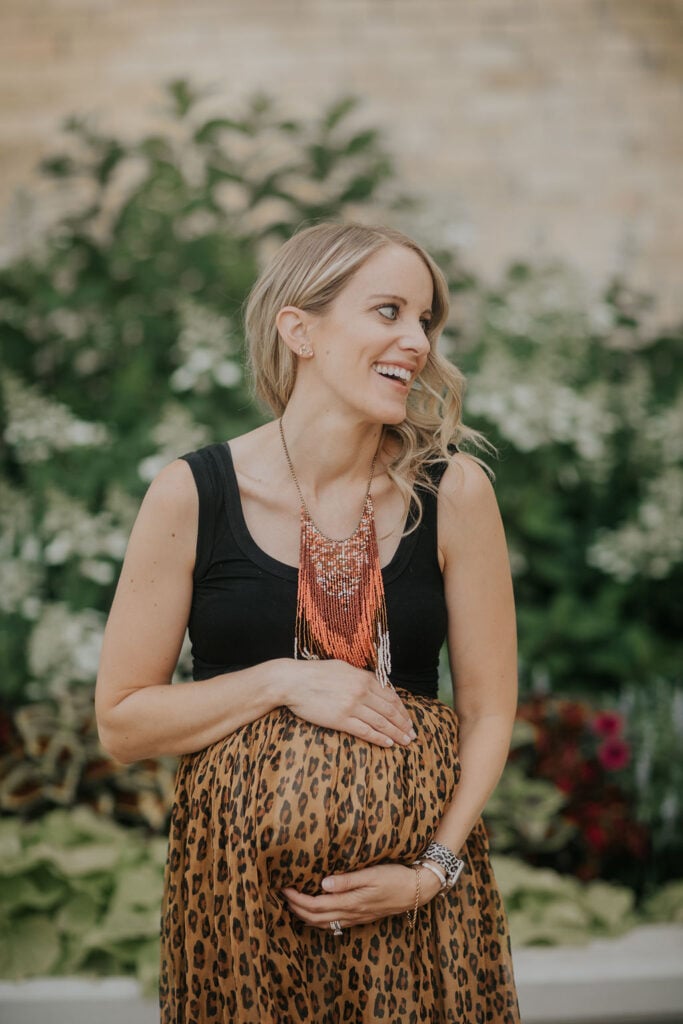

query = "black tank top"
[180, 442, 449, 699]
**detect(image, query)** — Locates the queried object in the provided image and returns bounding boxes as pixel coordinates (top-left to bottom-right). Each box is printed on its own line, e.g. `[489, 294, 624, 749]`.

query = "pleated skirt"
[159, 689, 520, 1023]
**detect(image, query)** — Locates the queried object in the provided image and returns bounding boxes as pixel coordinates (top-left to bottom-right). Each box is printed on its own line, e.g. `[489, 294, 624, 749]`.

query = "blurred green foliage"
[0, 808, 167, 994]
[0, 806, 677, 990]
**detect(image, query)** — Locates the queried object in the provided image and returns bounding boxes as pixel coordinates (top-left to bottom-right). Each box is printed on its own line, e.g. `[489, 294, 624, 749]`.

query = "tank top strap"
[179, 443, 235, 583]
[416, 446, 458, 508]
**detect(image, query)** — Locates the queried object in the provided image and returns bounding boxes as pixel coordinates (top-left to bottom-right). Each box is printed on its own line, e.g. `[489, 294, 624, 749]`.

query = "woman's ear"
[276, 306, 314, 358]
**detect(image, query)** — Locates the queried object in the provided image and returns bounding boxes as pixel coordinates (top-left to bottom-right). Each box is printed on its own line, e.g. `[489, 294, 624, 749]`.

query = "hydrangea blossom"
[138, 403, 211, 482]
[170, 297, 242, 394]
[587, 468, 683, 581]
[2, 371, 109, 462]
[27, 602, 105, 698]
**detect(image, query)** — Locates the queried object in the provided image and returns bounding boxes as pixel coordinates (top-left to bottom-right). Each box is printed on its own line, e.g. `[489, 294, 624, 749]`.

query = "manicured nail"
[410, 729, 417, 740]
[403, 733, 414, 744]
[322, 878, 335, 892]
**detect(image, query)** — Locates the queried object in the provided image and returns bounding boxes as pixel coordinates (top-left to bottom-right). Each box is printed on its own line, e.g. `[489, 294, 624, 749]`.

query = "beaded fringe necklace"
[279, 418, 392, 688]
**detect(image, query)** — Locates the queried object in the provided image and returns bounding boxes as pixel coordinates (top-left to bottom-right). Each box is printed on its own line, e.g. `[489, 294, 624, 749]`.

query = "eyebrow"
[367, 293, 433, 316]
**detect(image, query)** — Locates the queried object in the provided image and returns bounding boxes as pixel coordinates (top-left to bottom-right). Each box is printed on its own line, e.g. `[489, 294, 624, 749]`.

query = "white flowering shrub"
[0, 82, 406, 707]
[441, 260, 682, 695]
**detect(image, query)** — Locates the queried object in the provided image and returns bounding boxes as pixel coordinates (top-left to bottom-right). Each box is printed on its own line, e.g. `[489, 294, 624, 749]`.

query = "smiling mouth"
[372, 363, 413, 384]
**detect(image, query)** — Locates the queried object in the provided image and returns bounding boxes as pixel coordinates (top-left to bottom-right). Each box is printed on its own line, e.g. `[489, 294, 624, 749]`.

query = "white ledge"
[515, 925, 683, 1023]
[0, 925, 682, 1024]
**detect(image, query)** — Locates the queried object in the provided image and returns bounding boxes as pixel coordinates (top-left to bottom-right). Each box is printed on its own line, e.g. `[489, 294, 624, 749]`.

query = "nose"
[398, 324, 431, 360]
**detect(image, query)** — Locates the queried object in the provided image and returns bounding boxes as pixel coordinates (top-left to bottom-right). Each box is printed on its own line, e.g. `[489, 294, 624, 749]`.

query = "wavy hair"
[243, 221, 492, 528]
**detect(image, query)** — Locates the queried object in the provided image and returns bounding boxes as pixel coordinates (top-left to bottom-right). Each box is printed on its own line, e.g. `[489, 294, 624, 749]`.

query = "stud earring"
[298, 343, 313, 357]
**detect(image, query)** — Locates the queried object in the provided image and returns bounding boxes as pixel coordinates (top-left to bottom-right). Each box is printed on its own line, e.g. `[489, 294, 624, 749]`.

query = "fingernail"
[322, 878, 334, 892]
[403, 733, 413, 744]
[410, 729, 417, 740]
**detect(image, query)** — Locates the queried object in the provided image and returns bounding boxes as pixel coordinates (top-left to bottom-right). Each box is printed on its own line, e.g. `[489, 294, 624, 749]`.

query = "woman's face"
[301, 244, 434, 425]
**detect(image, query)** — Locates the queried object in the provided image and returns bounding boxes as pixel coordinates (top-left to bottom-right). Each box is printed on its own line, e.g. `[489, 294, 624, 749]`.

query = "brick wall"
[1, 0, 682, 322]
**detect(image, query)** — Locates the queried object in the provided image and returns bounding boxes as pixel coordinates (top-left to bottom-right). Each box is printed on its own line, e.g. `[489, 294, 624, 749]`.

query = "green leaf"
[84, 904, 161, 947]
[0, 819, 22, 860]
[39, 155, 77, 178]
[579, 881, 634, 931]
[507, 909, 591, 947]
[165, 79, 202, 119]
[0, 867, 67, 912]
[94, 142, 127, 187]
[0, 913, 61, 977]
[135, 937, 162, 998]
[54, 891, 101, 935]
[67, 873, 113, 903]
[194, 118, 250, 144]
[323, 96, 359, 131]
[344, 129, 379, 155]
[492, 855, 581, 901]
[109, 863, 164, 912]
[643, 880, 683, 922]
[25, 841, 122, 876]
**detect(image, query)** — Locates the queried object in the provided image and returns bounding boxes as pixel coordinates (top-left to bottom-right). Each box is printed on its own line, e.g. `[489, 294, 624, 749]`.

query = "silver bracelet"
[421, 841, 465, 891]
[417, 860, 447, 889]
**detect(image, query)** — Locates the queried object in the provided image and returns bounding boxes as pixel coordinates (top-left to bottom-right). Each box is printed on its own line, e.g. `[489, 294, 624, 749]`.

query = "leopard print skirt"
[159, 689, 520, 1023]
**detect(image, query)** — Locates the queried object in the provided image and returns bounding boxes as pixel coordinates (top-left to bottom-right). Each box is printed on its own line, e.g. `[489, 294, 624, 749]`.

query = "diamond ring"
[330, 919, 343, 936]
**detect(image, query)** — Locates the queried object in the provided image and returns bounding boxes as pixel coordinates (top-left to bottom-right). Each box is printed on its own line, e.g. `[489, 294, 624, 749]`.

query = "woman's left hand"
[281, 862, 442, 929]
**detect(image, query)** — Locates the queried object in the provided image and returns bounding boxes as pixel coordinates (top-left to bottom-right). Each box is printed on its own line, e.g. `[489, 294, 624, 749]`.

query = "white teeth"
[373, 363, 412, 382]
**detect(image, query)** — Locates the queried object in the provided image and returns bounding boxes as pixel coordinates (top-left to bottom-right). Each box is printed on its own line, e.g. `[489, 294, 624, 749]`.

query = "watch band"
[420, 841, 465, 891]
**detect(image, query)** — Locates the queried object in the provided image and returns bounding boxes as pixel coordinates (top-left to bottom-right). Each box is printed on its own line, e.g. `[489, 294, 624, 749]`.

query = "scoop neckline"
[220, 441, 418, 584]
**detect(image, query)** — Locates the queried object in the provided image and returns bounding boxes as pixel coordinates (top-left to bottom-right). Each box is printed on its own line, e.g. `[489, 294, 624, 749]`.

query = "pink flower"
[597, 737, 631, 771]
[592, 711, 624, 738]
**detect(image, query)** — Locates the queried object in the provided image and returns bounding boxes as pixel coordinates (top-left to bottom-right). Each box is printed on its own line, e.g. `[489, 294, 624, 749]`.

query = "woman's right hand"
[281, 659, 417, 747]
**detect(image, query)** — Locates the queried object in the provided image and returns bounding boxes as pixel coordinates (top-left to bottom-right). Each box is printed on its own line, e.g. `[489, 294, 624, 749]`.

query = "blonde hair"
[243, 221, 491, 527]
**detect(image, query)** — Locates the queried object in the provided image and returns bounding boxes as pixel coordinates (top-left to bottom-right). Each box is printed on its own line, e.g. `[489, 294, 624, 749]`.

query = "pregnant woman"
[95, 221, 521, 1022]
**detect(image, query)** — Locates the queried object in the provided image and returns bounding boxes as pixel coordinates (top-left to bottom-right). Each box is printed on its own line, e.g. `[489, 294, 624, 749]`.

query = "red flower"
[592, 711, 624, 739]
[555, 774, 575, 794]
[597, 737, 631, 771]
[584, 823, 609, 852]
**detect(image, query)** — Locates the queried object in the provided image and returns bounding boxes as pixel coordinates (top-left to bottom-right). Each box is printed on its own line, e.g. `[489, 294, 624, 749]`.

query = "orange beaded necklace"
[279, 417, 393, 688]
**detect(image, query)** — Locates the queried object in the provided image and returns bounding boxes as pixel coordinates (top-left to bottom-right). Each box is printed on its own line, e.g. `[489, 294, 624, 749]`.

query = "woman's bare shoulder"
[437, 452, 497, 514]
[143, 457, 198, 517]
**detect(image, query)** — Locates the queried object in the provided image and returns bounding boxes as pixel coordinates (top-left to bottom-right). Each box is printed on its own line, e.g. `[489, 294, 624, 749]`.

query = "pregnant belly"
[190, 689, 461, 895]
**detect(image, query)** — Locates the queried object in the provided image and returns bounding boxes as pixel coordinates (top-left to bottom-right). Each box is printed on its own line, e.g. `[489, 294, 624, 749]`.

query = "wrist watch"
[416, 841, 465, 892]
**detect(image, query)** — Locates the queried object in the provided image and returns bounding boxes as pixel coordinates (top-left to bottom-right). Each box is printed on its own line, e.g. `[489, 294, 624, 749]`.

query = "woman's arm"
[430, 452, 518, 855]
[95, 459, 285, 763]
[96, 459, 415, 765]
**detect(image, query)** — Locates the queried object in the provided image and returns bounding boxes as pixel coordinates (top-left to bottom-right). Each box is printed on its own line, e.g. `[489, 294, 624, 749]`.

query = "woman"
[96, 221, 520, 1023]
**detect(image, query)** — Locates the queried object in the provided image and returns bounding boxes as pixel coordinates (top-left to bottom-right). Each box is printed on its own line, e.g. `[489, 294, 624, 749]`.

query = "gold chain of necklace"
[278, 417, 381, 534]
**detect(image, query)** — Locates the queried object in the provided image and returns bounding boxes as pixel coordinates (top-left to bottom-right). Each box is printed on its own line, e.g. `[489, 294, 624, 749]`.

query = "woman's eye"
[377, 305, 432, 334]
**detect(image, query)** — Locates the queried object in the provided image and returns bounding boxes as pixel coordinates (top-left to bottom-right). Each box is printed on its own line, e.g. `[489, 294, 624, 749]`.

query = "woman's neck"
[278, 402, 384, 500]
